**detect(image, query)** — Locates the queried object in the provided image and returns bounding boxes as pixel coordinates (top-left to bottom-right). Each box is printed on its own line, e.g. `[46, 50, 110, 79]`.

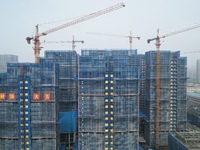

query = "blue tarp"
[59, 110, 77, 133]
[60, 144, 65, 150]
[73, 139, 78, 150]
[139, 112, 145, 118]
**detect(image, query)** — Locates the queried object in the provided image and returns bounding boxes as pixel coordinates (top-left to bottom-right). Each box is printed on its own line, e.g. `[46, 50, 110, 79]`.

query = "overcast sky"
[0, 0, 200, 69]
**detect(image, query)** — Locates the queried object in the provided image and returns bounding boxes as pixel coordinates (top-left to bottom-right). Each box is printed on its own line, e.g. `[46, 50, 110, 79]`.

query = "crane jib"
[39, 2, 125, 37]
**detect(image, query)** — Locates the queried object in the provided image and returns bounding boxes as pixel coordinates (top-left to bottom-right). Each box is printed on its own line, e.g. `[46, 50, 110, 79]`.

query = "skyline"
[0, 0, 200, 68]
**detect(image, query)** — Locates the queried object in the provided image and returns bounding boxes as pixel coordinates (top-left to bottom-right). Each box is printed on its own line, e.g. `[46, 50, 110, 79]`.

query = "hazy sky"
[0, 0, 200, 68]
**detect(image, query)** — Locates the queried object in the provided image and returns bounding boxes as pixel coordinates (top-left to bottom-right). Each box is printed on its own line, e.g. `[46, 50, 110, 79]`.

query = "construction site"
[0, 47, 196, 150]
[0, 1, 200, 150]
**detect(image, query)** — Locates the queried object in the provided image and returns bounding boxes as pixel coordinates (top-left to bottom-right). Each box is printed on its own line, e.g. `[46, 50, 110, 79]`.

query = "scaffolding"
[41, 50, 78, 112]
[41, 50, 78, 150]
[0, 77, 19, 149]
[78, 50, 139, 150]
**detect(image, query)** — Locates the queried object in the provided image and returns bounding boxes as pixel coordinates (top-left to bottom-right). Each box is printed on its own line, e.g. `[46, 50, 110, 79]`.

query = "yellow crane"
[147, 23, 200, 149]
[43, 35, 84, 50]
[87, 31, 140, 50]
[26, 2, 125, 63]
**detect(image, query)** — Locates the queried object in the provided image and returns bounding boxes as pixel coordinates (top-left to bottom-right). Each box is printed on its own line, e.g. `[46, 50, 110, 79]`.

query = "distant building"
[0, 54, 18, 73]
[187, 92, 200, 127]
[197, 59, 200, 83]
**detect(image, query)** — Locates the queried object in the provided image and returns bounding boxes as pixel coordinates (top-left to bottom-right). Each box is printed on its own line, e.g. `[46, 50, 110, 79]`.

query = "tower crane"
[26, 2, 125, 63]
[87, 31, 140, 50]
[147, 23, 200, 149]
[43, 35, 84, 50]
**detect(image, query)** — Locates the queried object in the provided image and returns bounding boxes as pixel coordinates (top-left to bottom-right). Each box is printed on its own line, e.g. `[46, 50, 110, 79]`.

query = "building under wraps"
[40, 50, 78, 149]
[0, 50, 79, 150]
[142, 51, 187, 148]
[78, 50, 140, 150]
[0, 62, 59, 150]
[0, 49, 188, 149]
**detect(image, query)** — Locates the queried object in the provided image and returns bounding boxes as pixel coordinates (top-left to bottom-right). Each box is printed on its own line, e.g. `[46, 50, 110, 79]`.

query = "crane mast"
[26, 2, 125, 63]
[71, 35, 84, 50]
[155, 29, 161, 149]
[129, 31, 140, 50]
[33, 25, 41, 63]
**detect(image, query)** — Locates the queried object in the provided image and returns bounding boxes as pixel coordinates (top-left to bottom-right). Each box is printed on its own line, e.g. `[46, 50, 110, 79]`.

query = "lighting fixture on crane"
[87, 31, 140, 50]
[26, 2, 125, 63]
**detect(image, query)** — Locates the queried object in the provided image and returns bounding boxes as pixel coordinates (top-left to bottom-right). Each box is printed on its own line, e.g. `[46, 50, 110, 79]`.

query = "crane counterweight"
[26, 37, 33, 44]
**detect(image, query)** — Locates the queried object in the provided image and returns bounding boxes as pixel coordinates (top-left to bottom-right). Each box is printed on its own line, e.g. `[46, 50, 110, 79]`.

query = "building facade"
[0, 62, 59, 150]
[0, 50, 79, 150]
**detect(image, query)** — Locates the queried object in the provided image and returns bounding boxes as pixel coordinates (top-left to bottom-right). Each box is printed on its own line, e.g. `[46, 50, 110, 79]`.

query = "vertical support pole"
[33, 25, 41, 63]
[155, 29, 161, 149]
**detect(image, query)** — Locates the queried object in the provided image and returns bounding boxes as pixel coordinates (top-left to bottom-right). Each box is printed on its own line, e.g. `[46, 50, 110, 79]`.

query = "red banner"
[33, 93, 40, 100]
[44, 93, 51, 100]
[9, 93, 15, 100]
[0, 93, 5, 100]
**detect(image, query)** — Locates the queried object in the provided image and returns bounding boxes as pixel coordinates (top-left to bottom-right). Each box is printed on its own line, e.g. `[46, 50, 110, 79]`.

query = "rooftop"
[187, 92, 200, 99]
[172, 132, 200, 150]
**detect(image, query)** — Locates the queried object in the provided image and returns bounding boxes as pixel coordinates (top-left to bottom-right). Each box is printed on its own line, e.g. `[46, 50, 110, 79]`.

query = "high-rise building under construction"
[78, 49, 140, 150]
[0, 49, 187, 149]
[142, 51, 187, 149]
